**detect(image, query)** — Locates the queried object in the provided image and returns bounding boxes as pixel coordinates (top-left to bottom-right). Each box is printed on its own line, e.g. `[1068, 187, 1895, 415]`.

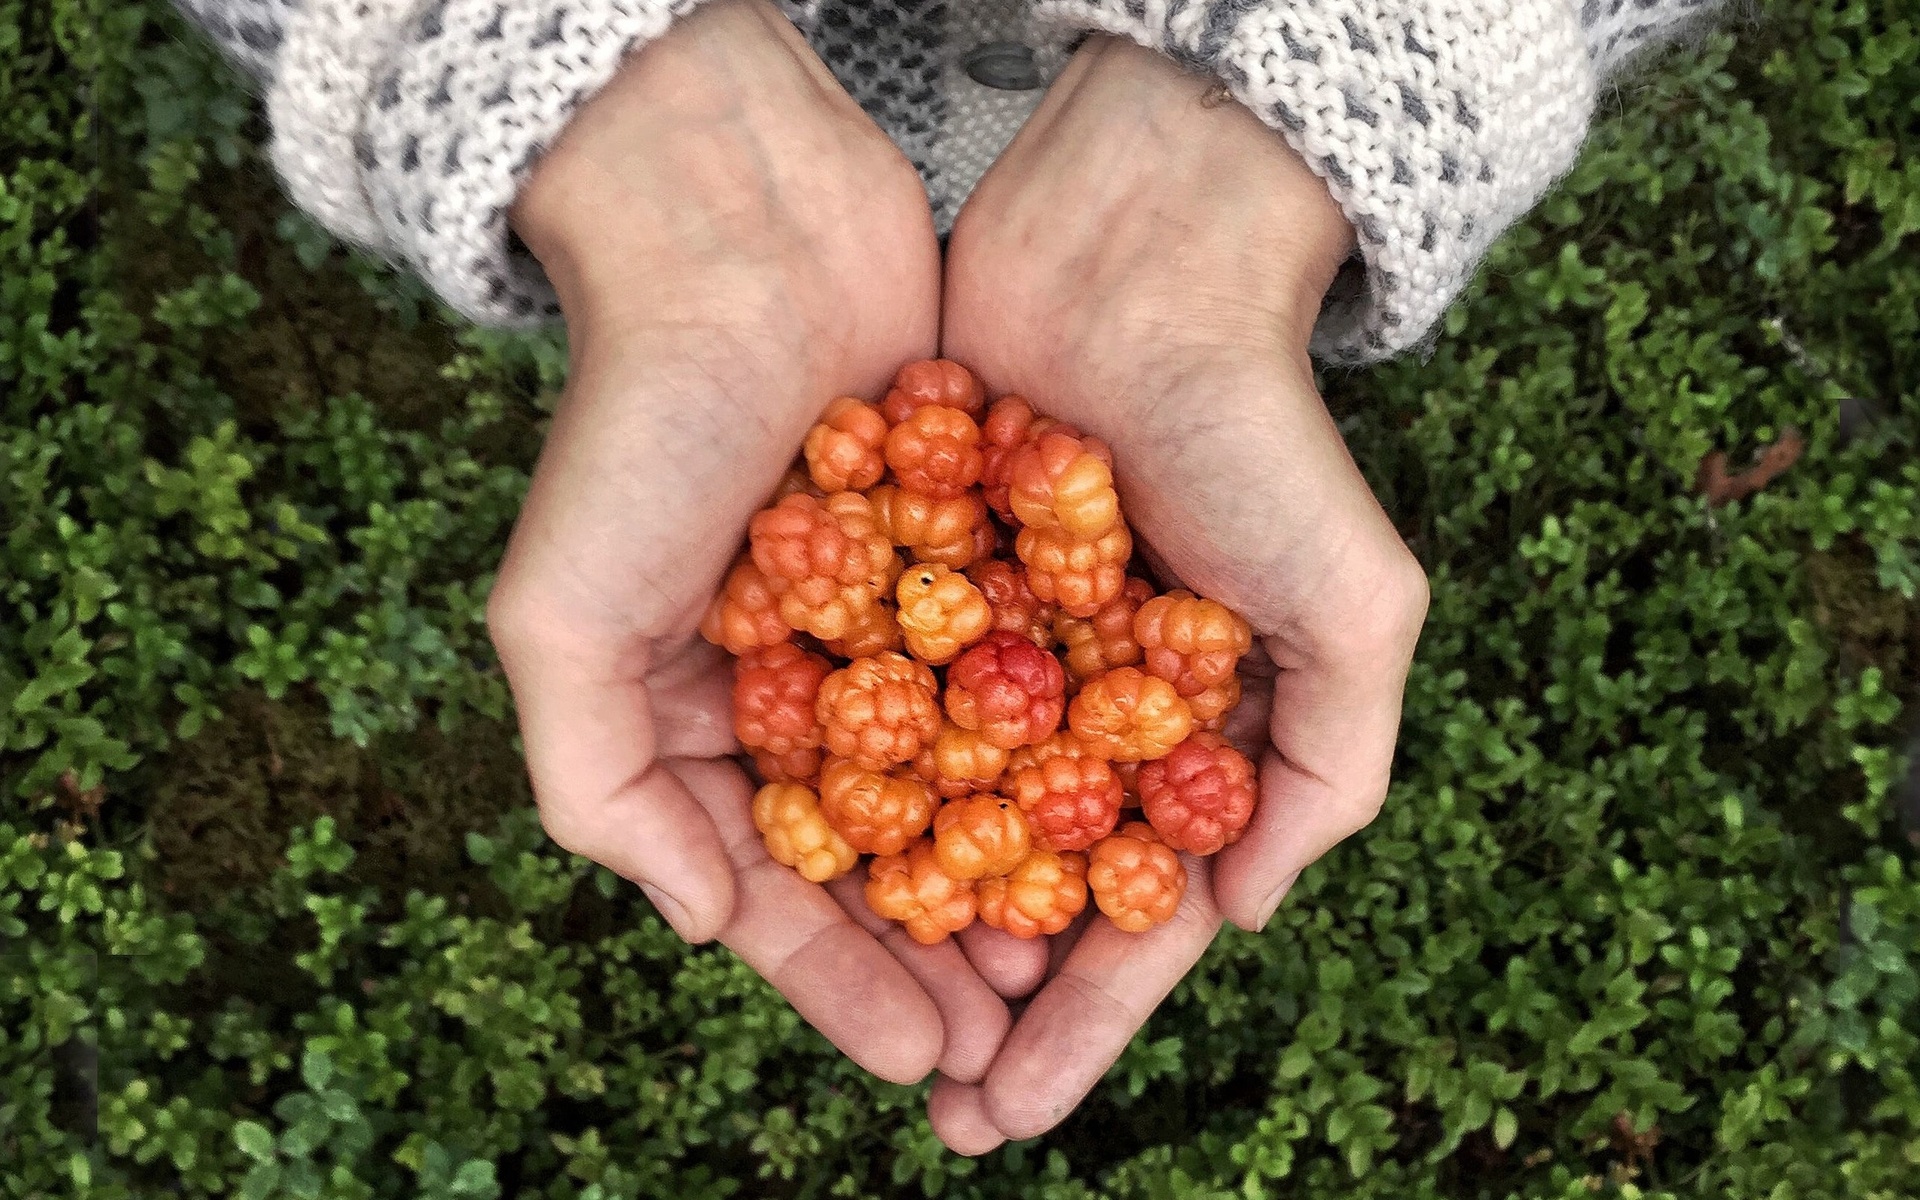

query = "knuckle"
[536, 801, 593, 859]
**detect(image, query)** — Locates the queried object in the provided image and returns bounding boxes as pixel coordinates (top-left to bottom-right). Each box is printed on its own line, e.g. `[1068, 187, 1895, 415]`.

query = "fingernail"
[639, 882, 692, 936]
[1255, 871, 1301, 932]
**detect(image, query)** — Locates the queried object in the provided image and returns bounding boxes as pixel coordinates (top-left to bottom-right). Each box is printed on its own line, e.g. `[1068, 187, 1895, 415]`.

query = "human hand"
[488, 0, 1009, 1086]
[932, 37, 1430, 1150]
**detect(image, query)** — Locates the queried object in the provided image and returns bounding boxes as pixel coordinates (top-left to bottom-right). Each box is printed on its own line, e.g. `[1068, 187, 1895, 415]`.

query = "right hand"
[488, 0, 1010, 1086]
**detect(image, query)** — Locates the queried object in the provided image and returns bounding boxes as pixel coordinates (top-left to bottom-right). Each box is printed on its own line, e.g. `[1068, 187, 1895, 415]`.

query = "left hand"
[931, 36, 1430, 1152]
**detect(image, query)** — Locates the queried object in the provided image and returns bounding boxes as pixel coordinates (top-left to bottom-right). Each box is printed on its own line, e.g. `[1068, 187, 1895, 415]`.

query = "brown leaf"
[1697, 427, 1805, 507]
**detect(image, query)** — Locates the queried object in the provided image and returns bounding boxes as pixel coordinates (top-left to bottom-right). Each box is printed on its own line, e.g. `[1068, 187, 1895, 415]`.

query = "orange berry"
[944, 631, 1068, 750]
[1185, 675, 1242, 728]
[977, 849, 1088, 938]
[895, 564, 994, 665]
[1018, 523, 1132, 618]
[753, 782, 857, 883]
[1087, 822, 1185, 931]
[699, 557, 793, 654]
[871, 485, 992, 569]
[885, 405, 983, 501]
[933, 795, 1032, 880]
[1004, 755, 1125, 851]
[822, 600, 904, 658]
[750, 492, 899, 641]
[881, 358, 986, 424]
[816, 652, 942, 769]
[751, 746, 822, 785]
[1008, 430, 1120, 539]
[1006, 730, 1106, 775]
[1054, 576, 1155, 684]
[865, 838, 977, 944]
[818, 757, 936, 854]
[732, 643, 832, 757]
[1138, 733, 1257, 855]
[1134, 592, 1254, 695]
[803, 396, 890, 493]
[917, 720, 1011, 794]
[1068, 667, 1194, 762]
[980, 396, 1074, 521]
[966, 558, 1057, 647]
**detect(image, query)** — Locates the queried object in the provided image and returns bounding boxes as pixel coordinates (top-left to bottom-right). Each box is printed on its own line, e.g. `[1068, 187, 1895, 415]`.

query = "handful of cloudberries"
[701, 360, 1257, 943]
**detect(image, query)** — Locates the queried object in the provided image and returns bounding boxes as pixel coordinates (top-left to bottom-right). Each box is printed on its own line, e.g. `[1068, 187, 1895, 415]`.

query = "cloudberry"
[1006, 730, 1105, 775]
[803, 396, 890, 493]
[753, 783, 857, 883]
[966, 558, 1056, 647]
[1135, 592, 1254, 695]
[1137, 733, 1257, 855]
[1018, 523, 1132, 618]
[977, 849, 1088, 938]
[980, 396, 1072, 521]
[816, 652, 941, 769]
[752, 746, 822, 785]
[923, 721, 1010, 795]
[945, 631, 1068, 750]
[871, 485, 991, 569]
[933, 795, 1032, 880]
[700, 557, 794, 654]
[885, 405, 984, 501]
[865, 838, 977, 944]
[818, 757, 935, 854]
[1008, 430, 1120, 539]
[1005, 755, 1125, 851]
[895, 565, 993, 665]
[1087, 822, 1186, 932]
[1055, 576, 1155, 683]
[732, 643, 831, 757]
[750, 492, 899, 640]
[1185, 675, 1242, 729]
[822, 600, 903, 658]
[1068, 667, 1193, 762]
[881, 358, 985, 424]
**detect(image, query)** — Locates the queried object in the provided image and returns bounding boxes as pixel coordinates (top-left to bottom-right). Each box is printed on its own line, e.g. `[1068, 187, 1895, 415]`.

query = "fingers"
[956, 924, 1051, 1000]
[928, 1074, 1007, 1156]
[971, 857, 1221, 1142]
[1208, 551, 1426, 931]
[491, 591, 738, 941]
[678, 759, 949, 1085]
[827, 871, 1012, 1084]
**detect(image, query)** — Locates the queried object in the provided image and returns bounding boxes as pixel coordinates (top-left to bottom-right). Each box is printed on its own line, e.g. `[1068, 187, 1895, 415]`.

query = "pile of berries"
[704, 359, 1258, 943]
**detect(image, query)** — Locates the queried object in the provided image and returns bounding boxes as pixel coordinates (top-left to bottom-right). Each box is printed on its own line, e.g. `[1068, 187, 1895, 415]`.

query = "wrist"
[509, 0, 852, 308]
[1064, 37, 1356, 340]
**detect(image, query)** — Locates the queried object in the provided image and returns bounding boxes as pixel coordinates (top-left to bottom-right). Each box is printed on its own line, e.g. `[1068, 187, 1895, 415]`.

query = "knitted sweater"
[174, 0, 1725, 363]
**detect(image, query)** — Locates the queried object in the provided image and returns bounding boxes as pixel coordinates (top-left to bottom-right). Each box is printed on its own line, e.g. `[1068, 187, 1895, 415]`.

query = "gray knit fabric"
[176, 0, 1726, 361]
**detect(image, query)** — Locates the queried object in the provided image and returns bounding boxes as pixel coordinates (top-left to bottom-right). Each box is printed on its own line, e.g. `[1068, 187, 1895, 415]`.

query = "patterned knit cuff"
[267, 0, 712, 327]
[1032, 0, 1602, 364]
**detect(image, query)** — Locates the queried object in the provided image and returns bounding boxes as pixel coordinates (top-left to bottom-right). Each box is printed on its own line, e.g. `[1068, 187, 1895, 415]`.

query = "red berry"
[944, 631, 1068, 750]
[751, 746, 822, 785]
[1087, 821, 1186, 932]
[1004, 755, 1125, 851]
[881, 359, 986, 424]
[966, 558, 1057, 647]
[1137, 733, 1257, 855]
[732, 643, 831, 757]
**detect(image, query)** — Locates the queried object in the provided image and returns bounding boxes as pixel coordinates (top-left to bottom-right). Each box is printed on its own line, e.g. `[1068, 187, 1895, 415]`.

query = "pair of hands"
[490, 0, 1427, 1154]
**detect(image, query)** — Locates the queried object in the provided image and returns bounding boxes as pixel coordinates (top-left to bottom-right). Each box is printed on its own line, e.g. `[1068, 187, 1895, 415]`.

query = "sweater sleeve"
[1030, 0, 1728, 364]
[172, 0, 719, 326]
